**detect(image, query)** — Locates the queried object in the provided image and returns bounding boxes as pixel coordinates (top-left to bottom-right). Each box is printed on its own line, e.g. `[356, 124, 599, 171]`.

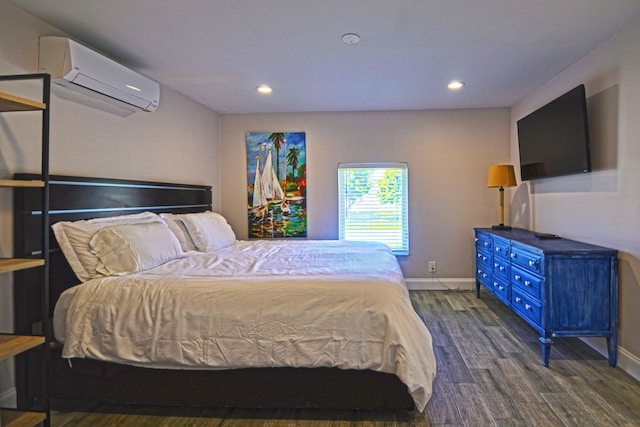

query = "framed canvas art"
[246, 132, 306, 238]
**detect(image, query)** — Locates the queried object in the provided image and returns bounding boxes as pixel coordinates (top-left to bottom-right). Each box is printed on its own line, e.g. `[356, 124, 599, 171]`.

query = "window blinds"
[338, 163, 409, 255]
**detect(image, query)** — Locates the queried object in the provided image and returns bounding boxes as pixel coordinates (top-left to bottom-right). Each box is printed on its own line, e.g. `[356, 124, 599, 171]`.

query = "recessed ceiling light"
[256, 85, 272, 94]
[341, 33, 360, 44]
[448, 80, 465, 90]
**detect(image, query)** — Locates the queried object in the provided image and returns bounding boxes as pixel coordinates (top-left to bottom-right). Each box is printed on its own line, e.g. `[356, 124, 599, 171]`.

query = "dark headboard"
[13, 174, 212, 331]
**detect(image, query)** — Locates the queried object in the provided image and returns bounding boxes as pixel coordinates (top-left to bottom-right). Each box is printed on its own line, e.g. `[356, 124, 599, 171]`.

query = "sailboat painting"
[246, 132, 307, 238]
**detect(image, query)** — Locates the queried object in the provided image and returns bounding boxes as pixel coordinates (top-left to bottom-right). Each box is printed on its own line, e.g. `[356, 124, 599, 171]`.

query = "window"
[338, 163, 409, 255]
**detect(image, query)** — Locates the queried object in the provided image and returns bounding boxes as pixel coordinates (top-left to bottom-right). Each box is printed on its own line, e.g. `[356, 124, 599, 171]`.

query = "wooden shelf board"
[0, 409, 47, 427]
[0, 179, 45, 188]
[0, 335, 45, 362]
[0, 91, 46, 112]
[0, 258, 45, 273]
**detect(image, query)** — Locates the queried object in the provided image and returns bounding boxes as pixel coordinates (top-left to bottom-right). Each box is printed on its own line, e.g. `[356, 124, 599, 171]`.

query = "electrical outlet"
[428, 261, 437, 273]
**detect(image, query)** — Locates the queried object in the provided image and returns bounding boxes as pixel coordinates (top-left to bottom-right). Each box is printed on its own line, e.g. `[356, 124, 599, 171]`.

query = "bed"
[13, 174, 436, 411]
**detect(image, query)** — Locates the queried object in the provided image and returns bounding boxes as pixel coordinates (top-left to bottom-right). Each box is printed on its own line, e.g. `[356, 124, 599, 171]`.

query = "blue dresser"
[474, 227, 618, 366]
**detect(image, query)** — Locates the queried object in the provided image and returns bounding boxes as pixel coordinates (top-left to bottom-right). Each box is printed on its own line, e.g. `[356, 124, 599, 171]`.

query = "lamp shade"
[487, 164, 517, 188]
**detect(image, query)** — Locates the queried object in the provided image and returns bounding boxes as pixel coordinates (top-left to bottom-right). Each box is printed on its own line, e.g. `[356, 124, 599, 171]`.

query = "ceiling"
[10, 0, 640, 114]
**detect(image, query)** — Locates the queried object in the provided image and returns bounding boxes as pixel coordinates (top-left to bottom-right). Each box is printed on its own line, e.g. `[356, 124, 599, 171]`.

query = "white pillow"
[51, 212, 162, 282]
[180, 211, 236, 251]
[160, 213, 198, 251]
[90, 222, 184, 276]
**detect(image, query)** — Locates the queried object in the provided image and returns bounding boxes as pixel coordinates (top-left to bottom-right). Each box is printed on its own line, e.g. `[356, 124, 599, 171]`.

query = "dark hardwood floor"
[52, 290, 640, 426]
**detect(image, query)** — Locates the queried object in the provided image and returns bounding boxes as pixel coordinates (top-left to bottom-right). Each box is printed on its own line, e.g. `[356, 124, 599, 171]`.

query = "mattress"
[54, 239, 436, 410]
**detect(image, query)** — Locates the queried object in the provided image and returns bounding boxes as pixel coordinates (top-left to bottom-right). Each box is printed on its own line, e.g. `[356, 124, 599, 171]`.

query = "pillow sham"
[160, 213, 197, 252]
[51, 211, 162, 282]
[90, 221, 184, 276]
[180, 211, 236, 251]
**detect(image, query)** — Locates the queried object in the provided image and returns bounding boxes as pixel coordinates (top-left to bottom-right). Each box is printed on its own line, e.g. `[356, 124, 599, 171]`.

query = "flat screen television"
[517, 84, 591, 181]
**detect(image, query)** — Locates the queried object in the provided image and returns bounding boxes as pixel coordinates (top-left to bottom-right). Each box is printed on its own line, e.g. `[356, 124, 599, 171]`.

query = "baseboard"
[617, 346, 640, 382]
[405, 277, 475, 291]
[0, 386, 16, 407]
[580, 336, 640, 383]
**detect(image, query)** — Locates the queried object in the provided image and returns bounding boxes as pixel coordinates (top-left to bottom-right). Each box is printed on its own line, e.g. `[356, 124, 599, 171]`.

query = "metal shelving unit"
[0, 74, 50, 427]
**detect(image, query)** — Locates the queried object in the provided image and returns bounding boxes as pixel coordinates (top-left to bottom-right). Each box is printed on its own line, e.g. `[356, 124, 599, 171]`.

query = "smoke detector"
[341, 33, 361, 45]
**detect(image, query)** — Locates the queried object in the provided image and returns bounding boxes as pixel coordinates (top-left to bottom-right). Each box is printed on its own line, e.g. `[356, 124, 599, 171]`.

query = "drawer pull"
[483, 273, 488, 278]
[515, 296, 522, 303]
[496, 247, 502, 252]
[524, 280, 531, 287]
[498, 285, 504, 291]
[525, 304, 532, 310]
[500, 266, 505, 271]
[484, 242, 490, 247]
[529, 260, 537, 267]
[515, 274, 521, 281]
[510, 253, 516, 258]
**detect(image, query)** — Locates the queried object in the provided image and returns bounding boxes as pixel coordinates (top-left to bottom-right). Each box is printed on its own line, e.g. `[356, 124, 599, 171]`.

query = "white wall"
[0, 0, 221, 402]
[220, 109, 511, 279]
[511, 19, 640, 371]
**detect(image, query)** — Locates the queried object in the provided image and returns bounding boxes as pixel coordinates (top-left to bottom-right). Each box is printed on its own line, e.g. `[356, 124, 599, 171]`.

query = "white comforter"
[54, 240, 436, 410]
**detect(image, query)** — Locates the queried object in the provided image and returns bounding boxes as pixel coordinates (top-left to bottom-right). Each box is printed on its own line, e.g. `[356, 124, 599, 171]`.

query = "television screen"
[517, 85, 591, 181]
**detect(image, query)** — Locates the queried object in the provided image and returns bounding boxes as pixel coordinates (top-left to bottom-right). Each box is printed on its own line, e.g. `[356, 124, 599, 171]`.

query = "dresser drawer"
[511, 265, 542, 300]
[476, 265, 492, 287]
[475, 233, 493, 252]
[493, 236, 510, 259]
[493, 256, 510, 281]
[510, 246, 542, 275]
[512, 287, 542, 326]
[475, 247, 491, 269]
[489, 276, 510, 304]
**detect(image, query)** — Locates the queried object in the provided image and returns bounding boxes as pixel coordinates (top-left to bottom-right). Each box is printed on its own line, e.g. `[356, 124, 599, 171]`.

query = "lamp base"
[491, 224, 512, 230]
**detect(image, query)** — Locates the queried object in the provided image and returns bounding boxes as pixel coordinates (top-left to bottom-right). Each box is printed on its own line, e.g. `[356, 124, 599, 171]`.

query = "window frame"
[338, 162, 409, 256]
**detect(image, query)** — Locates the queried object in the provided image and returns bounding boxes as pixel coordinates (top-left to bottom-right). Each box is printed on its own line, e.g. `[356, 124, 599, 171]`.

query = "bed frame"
[13, 174, 414, 411]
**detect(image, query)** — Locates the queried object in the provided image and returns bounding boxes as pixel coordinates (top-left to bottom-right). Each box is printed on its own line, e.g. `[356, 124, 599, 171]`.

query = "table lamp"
[487, 164, 517, 230]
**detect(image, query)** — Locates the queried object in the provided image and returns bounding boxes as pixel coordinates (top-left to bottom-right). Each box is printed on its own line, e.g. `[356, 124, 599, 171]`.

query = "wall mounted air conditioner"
[38, 36, 159, 116]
